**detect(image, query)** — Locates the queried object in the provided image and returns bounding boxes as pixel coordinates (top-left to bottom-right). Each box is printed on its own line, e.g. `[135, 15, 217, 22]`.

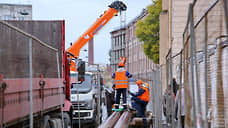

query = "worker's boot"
[115, 104, 119, 109]
[128, 108, 136, 113]
[143, 118, 147, 128]
[123, 104, 127, 110]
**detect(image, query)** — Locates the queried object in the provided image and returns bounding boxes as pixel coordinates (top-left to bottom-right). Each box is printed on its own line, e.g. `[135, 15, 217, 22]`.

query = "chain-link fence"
[0, 21, 64, 128]
[134, 66, 164, 128]
[165, 0, 228, 128]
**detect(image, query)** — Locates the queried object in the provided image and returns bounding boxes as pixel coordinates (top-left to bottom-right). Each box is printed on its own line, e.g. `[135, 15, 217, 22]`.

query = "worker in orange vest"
[112, 62, 132, 110]
[129, 80, 149, 127]
[129, 80, 149, 116]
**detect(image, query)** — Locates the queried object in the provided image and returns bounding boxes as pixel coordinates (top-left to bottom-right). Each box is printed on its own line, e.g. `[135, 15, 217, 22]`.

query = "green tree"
[135, 0, 162, 64]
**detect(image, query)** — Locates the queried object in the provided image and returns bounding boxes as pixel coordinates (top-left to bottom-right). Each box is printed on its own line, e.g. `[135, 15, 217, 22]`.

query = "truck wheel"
[55, 118, 62, 128]
[49, 118, 62, 128]
[43, 115, 51, 128]
[63, 113, 71, 128]
[45, 122, 51, 128]
[49, 119, 57, 128]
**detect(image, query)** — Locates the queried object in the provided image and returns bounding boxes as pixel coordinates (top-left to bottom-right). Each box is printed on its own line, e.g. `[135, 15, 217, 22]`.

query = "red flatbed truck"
[0, 20, 72, 128]
[0, 1, 127, 127]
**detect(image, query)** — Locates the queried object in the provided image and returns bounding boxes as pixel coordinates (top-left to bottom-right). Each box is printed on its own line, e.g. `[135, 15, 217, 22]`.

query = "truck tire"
[63, 113, 71, 128]
[43, 115, 51, 128]
[49, 119, 57, 128]
[55, 118, 62, 128]
[50, 118, 62, 128]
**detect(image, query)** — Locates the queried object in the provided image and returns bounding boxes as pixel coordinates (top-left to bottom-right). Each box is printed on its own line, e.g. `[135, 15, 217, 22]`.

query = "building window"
[123, 34, 126, 44]
[18, 16, 24, 20]
[118, 36, 120, 46]
[117, 50, 119, 59]
[3, 15, 11, 20]
[112, 38, 114, 47]
[116, 36, 118, 46]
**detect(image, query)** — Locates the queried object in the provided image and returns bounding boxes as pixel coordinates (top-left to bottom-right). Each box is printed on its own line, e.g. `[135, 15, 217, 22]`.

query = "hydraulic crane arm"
[67, 1, 127, 58]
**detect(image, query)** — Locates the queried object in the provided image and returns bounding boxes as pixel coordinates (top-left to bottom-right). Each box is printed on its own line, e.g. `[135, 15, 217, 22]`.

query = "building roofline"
[109, 7, 149, 34]
[0, 3, 32, 7]
[110, 25, 126, 34]
[126, 8, 148, 27]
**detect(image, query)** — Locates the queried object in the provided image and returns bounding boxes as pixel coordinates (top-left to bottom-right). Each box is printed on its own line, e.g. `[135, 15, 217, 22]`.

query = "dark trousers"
[131, 97, 148, 127]
[167, 115, 172, 125]
[115, 88, 127, 109]
[181, 116, 185, 128]
[131, 97, 148, 117]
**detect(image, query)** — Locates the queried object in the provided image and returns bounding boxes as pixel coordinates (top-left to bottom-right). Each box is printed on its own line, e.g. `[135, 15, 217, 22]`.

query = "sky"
[1, 0, 152, 64]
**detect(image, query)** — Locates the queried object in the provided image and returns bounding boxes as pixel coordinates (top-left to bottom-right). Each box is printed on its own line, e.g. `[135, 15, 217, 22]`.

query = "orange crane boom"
[67, 1, 127, 71]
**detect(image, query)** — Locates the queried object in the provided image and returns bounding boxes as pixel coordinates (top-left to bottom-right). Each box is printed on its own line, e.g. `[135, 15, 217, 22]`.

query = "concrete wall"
[172, 0, 192, 81]
[159, 0, 192, 91]
[159, 10, 169, 92]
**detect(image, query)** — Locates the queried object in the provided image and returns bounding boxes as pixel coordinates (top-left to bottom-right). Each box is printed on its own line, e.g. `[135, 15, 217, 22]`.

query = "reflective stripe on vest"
[138, 86, 149, 102]
[114, 70, 128, 89]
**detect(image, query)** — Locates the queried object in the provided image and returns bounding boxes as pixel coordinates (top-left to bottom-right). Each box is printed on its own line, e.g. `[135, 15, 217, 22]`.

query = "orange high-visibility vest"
[138, 86, 149, 102]
[114, 70, 128, 89]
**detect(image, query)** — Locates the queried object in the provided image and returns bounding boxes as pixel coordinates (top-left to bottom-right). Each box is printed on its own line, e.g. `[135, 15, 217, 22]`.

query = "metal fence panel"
[164, 0, 228, 128]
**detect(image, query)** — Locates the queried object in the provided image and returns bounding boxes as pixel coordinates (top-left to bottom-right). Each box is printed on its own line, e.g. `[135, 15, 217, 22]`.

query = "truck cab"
[70, 72, 97, 124]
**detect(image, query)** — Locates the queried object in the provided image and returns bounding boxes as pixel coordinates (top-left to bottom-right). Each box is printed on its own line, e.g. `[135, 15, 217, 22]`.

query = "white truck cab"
[70, 72, 97, 124]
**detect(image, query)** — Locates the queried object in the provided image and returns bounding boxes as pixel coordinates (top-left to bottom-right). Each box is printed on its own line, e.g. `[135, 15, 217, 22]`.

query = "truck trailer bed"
[0, 21, 65, 127]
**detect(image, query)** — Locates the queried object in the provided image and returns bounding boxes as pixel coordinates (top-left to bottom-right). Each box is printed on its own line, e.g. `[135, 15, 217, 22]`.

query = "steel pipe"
[128, 117, 152, 128]
[114, 111, 132, 128]
[98, 112, 121, 128]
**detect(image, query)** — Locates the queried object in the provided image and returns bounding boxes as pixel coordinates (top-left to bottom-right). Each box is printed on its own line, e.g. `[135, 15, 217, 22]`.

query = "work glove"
[112, 84, 115, 89]
[128, 91, 134, 96]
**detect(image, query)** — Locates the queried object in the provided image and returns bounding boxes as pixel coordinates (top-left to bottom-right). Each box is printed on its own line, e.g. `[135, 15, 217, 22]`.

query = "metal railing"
[134, 67, 163, 128]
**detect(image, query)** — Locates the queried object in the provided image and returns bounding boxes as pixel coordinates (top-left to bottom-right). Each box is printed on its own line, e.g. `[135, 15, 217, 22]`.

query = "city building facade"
[110, 27, 126, 73]
[125, 9, 157, 80]
[0, 4, 32, 20]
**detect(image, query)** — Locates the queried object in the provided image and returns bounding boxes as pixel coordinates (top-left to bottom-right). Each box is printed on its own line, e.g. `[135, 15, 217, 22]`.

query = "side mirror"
[71, 84, 74, 89]
[77, 61, 85, 82]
